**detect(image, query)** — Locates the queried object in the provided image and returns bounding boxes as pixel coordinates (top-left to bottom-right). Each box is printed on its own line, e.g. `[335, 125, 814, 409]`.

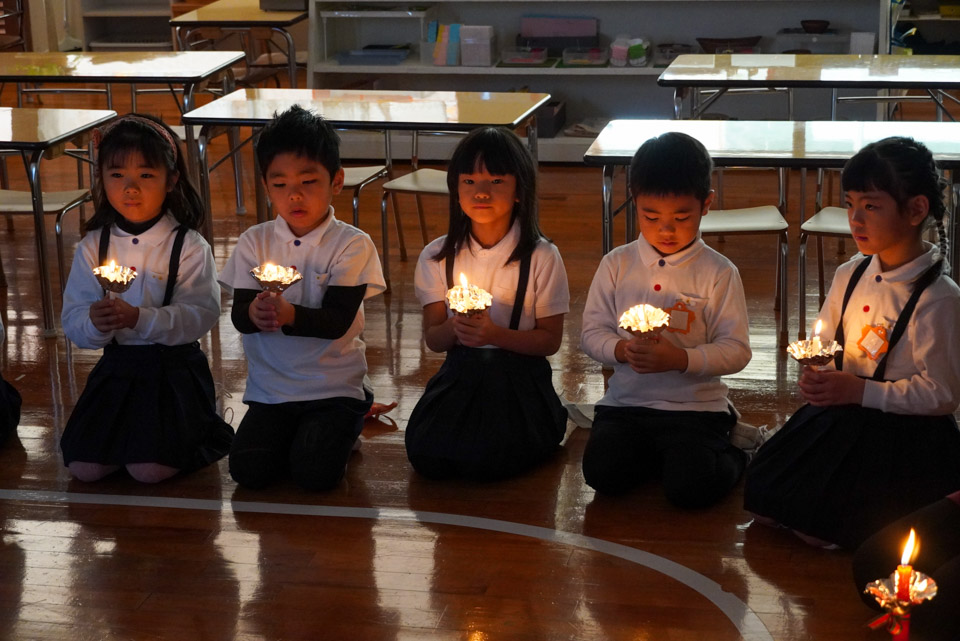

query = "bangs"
[99, 126, 172, 170]
[842, 149, 898, 196]
[449, 131, 521, 177]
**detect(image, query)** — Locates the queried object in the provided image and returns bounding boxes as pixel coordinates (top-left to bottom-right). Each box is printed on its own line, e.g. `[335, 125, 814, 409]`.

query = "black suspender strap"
[444, 251, 533, 331]
[162, 226, 189, 307]
[871, 260, 943, 381]
[98, 225, 111, 266]
[834, 256, 872, 371]
[509, 254, 532, 331]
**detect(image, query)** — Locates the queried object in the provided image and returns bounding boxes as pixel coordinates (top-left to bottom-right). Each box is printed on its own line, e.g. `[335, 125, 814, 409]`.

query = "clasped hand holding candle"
[616, 304, 687, 373]
[88, 260, 140, 332]
[248, 263, 302, 332]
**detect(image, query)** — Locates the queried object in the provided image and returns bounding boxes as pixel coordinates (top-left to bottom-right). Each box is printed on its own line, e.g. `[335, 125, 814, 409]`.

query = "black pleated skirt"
[405, 346, 568, 480]
[0, 376, 21, 445]
[744, 403, 960, 549]
[60, 342, 233, 472]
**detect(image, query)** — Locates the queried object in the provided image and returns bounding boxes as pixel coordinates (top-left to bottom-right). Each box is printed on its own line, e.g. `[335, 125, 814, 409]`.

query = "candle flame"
[901, 529, 917, 565]
[814, 319, 822, 336]
[459, 272, 469, 288]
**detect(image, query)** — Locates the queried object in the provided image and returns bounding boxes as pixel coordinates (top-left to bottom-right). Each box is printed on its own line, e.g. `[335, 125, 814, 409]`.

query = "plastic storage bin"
[500, 47, 547, 65]
[461, 25, 496, 66]
[562, 47, 608, 66]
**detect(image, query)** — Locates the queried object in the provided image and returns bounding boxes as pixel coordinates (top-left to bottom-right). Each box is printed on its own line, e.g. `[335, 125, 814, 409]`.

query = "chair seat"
[0, 189, 90, 214]
[382, 169, 449, 196]
[343, 165, 387, 188]
[701, 206, 788, 234]
[800, 206, 850, 236]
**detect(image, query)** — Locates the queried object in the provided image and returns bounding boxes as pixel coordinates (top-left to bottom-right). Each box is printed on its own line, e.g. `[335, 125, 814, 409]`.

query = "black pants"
[582, 405, 746, 508]
[0, 376, 20, 445]
[853, 497, 960, 641]
[229, 392, 371, 491]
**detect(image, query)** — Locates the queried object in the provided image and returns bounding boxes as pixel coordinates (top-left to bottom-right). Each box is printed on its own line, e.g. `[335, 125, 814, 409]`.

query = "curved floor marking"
[0, 489, 773, 641]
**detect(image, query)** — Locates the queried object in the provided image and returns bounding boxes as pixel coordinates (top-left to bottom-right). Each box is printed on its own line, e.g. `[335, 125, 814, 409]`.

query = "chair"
[378, 130, 459, 286]
[0, 188, 91, 292]
[0, 0, 26, 52]
[797, 169, 850, 339]
[700, 167, 790, 347]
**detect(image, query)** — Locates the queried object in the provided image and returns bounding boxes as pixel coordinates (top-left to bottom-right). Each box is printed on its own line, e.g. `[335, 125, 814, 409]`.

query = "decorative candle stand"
[865, 529, 938, 641]
[250, 263, 302, 294]
[93, 260, 137, 296]
[446, 273, 492, 316]
[619, 304, 670, 340]
[786, 320, 842, 368]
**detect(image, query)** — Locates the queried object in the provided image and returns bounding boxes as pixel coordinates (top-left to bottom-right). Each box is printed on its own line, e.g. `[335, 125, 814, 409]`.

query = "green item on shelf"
[628, 42, 646, 58]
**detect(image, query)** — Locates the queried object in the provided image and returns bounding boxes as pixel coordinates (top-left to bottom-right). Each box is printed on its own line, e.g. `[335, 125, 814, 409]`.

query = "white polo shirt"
[414, 221, 570, 335]
[816, 244, 960, 415]
[581, 235, 751, 413]
[61, 214, 221, 349]
[219, 208, 386, 403]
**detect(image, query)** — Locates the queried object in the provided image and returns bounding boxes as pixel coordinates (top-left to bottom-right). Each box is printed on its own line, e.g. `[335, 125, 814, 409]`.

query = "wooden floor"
[2, 81, 957, 641]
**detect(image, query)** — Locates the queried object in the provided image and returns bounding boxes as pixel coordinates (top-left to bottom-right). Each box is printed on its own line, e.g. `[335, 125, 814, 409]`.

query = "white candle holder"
[92, 261, 137, 294]
[250, 263, 302, 294]
[619, 304, 670, 340]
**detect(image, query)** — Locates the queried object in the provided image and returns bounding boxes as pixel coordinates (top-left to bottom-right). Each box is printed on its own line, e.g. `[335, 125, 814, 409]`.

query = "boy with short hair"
[219, 105, 386, 491]
[580, 131, 752, 508]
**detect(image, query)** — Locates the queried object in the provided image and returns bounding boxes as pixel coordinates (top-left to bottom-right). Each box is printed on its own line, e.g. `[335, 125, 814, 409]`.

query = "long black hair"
[842, 136, 948, 264]
[85, 113, 204, 232]
[432, 126, 544, 265]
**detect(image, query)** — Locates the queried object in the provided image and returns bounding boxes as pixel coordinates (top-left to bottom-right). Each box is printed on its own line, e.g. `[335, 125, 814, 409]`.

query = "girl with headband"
[60, 114, 233, 483]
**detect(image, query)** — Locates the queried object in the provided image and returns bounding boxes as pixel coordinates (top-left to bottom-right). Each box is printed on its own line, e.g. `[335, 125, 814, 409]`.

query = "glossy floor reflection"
[3, 83, 956, 641]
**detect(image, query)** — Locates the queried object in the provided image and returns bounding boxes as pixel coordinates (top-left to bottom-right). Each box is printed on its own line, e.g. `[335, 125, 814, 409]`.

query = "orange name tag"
[857, 325, 889, 361]
[666, 300, 695, 334]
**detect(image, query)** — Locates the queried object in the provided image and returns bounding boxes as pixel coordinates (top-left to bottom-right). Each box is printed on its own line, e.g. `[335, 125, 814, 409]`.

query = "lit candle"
[618, 304, 670, 338]
[811, 319, 823, 355]
[250, 262, 302, 294]
[92, 259, 137, 294]
[446, 272, 492, 316]
[896, 529, 917, 602]
[785, 318, 842, 368]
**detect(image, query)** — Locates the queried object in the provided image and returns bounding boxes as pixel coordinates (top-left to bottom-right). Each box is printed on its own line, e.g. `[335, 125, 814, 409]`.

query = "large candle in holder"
[446, 272, 492, 316]
[93, 260, 137, 294]
[618, 304, 670, 340]
[864, 528, 938, 641]
[786, 319, 842, 368]
[250, 263, 302, 294]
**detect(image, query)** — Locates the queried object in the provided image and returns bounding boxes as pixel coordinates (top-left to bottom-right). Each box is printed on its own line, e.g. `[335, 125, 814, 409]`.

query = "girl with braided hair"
[745, 136, 960, 550]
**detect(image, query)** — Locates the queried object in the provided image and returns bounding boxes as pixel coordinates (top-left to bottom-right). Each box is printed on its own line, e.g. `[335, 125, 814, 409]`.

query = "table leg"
[196, 126, 214, 244]
[948, 169, 958, 279]
[275, 28, 298, 88]
[602, 163, 614, 255]
[181, 81, 201, 188]
[253, 130, 268, 224]
[673, 88, 684, 119]
[525, 115, 539, 162]
[23, 149, 57, 337]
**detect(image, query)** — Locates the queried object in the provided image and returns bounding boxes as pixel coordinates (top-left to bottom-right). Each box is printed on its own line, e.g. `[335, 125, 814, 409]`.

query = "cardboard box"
[260, 0, 306, 10]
